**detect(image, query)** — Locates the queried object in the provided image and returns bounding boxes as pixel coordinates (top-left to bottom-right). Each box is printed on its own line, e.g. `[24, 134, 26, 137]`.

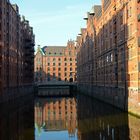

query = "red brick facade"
[0, 0, 35, 96]
[77, 0, 140, 111]
[34, 40, 77, 83]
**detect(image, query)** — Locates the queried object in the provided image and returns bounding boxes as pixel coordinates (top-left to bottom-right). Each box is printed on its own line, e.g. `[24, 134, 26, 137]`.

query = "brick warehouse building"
[0, 0, 35, 99]
[77, 0, 140, 113]
[34, 40, 77, 83]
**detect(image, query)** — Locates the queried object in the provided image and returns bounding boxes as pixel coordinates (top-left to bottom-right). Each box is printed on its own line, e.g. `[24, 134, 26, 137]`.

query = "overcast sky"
[10, 0, 101, 48]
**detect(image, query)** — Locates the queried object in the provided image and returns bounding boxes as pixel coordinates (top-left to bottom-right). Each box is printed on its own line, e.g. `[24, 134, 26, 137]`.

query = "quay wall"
[78, 84, 140, 117]
[0, 85, 34, 103]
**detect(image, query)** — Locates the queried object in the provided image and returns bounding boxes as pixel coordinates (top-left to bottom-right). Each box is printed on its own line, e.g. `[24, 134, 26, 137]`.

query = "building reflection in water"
[128, 115, 140, 140]
[35, 95, 140, 140]
[35, 97, 77, 139]
[0, 94, 34, 140]
[77, 95, 140, 140]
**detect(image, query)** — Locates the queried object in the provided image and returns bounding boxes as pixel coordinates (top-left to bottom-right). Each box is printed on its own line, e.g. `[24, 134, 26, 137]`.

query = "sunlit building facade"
[34, 40, 77, 83]
[77, 0, 140, 111]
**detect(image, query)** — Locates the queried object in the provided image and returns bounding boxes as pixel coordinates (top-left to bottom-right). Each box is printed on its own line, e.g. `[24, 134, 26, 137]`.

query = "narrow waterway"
[34, 94, 140, 140]
[1, 92, 140, 140]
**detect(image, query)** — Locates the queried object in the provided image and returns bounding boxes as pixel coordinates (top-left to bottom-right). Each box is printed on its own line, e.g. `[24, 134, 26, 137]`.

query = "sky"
[10, 0, 101, 48]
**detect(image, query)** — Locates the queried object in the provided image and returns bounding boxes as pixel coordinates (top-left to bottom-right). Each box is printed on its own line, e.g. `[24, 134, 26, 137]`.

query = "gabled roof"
[35, 46, 45, 56]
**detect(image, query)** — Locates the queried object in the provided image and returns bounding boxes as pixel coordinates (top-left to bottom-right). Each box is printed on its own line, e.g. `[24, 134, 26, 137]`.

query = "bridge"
[35, 81, 77, 97]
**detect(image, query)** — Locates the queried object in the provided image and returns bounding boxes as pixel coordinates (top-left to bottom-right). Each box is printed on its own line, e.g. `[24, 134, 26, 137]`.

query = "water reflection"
[128, 114, 140, 140]
[35, 95, 140, 140]
[77, 95, 129, 140]
[0, 94, 34, 140]
[35, 97, 77, 140]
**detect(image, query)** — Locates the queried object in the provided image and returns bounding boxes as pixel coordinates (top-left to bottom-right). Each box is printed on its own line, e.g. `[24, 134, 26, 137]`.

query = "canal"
[1, 92, 140, 140]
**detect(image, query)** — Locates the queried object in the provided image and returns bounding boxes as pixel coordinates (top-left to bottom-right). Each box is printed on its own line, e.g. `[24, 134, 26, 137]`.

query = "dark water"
[34, 94, 140, 140]
[0, 94, 34, 140]
[1, 93, 140, 140]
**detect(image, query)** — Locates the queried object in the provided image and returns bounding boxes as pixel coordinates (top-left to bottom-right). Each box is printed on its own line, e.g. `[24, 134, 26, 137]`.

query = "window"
[48, 78, 50, 81]
[138, 37, 140, 47]
[48, 63, 50, 66]
[53, 58, 56, 61]
[58, 78, 61, 81]
[70, 68, 72, 71]
[138, 14, 140, 22]
[139, 62, 140, 72]
[127, 7, 132, 18]
[64, 58, 67, 61]
[53, 63, 55, 66]
[53, 73, 55, 77]
[106, 55, 109, 62]
[129, 7, 132, 17]
[58, 68, 61, 71]
[58, 63, 61, 66]
[70, 58, 72, 61]
[53, 67, 55, 71]
[128, 24, 132, 38]
[65, 68, 67, 71]
[65, 63, 67, 66]
[58, 58, 61, 61]
[111, 54, 113, 62]
[110, 23, 112, 34]
[65, 73, 67, 76]
[120, 13, 123, 25]
[70, 63, 72, 66]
